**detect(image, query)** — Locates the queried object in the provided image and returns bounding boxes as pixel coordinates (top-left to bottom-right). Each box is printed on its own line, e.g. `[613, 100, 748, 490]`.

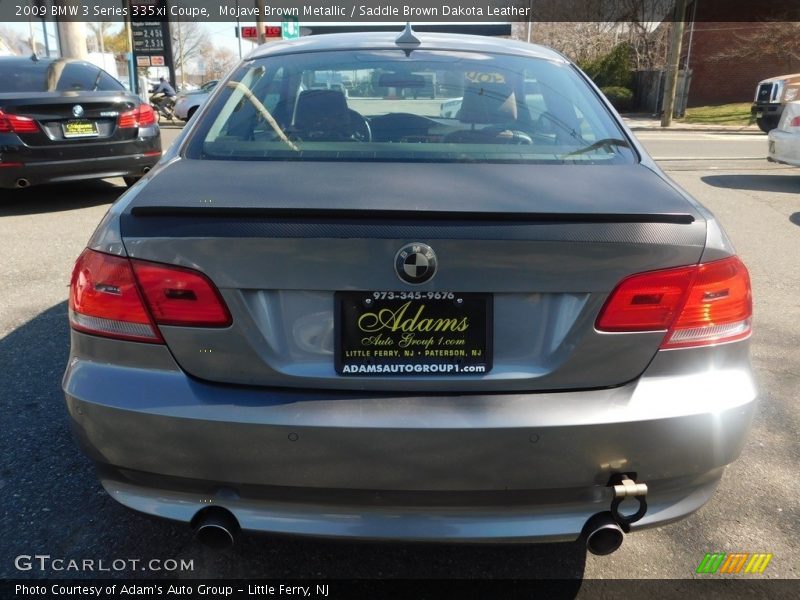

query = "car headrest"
[458, 82, 519, 124]
[294, 89, 349, 130]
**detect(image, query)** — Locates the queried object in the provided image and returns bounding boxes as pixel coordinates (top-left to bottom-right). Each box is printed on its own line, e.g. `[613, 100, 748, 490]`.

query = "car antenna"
[395, 22, 420, 56]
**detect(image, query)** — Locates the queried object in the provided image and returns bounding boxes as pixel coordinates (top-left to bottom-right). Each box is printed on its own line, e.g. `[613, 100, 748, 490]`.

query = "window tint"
[0, 59, 124, 92]
[188, 50, 634, 165]
[56, 62, 100, 91]
[95, 70, 125, 92]
[0, 60, 51, 92]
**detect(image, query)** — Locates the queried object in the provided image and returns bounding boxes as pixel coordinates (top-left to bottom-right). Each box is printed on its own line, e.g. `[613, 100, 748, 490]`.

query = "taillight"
[69, 249, 231, 343]
[137, 104, 157, 127]
[663, 257, 752, 348]
[596, 256, 752, 349]
[118, 104, 157, 129]
[0, 110, 39, 134]
[131, 260, 232, 327]
[789, 115, 800, 127]
[69, 249, 162, 343]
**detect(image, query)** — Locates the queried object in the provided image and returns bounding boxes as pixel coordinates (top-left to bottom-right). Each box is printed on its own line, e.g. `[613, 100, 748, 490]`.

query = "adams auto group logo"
[696, 552, 773, 574]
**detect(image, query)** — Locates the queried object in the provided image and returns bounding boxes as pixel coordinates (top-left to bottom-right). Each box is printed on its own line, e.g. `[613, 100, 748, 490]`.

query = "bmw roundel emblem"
[395, 243, 437, 285]
[72, 104, 84, 118]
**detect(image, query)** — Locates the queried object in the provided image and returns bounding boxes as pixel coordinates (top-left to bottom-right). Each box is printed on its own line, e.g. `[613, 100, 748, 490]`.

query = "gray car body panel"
[64, 331, 756, 540]
[117, 161, 707, 391]
[65, 31, 756, 542]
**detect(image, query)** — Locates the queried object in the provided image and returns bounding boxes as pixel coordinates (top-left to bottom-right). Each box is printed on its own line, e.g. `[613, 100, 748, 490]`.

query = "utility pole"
[660, 0, 688, 127]
[55, 0, 86, 59]
[236, 0, 243, 58]
[526, 0, 534, 43]
[57, 21, 87, 59]
[256, 0, 266, 45]
[124, 0, 136, 94]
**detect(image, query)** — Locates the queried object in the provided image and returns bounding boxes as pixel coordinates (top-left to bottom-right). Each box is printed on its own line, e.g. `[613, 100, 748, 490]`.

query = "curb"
[623, 120, 762, 134]
[628, 126, 762, 134]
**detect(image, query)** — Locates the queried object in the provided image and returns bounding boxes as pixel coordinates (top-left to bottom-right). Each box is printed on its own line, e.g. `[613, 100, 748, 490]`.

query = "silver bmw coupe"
[63, 29, 756, 554]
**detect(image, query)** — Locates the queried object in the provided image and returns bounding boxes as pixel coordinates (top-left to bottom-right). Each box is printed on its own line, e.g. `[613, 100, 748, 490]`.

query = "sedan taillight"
[596, 256, 752, 349]
[0, 110, 39, 134]
[69, 249, 231, 343]
[118, 104, 157, 129]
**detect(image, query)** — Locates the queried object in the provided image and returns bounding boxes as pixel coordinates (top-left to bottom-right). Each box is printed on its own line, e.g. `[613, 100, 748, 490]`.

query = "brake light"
[138, 104, 157, 127]
[118, 104, 157, 129]
[69, 249, 162, 343]
[69, 249, 231, 343]
[131, 260, 232, 327]
[790, 115, 800, 127]
[663, 257, 752, 348]
[0, 110, 39, 134]
[596, 256, 752, 349]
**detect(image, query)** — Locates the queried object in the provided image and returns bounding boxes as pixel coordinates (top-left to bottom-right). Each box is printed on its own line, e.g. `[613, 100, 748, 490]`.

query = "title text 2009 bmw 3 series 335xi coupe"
[62, 30, 757, 553]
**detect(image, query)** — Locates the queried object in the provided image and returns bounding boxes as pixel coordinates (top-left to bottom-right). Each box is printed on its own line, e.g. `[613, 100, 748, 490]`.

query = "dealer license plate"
[63, 120, 98, 138]
[335, 292, 492, 375]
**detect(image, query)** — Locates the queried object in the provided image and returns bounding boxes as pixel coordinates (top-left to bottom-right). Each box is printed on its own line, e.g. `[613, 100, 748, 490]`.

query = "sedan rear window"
[0, 59, 124, 93]
[187, 49, 635, 164]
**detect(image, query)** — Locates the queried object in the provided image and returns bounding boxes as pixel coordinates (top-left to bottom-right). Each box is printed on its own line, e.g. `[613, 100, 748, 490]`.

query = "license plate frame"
[335, 291, 493, 376]
[62, 120, 99, 138]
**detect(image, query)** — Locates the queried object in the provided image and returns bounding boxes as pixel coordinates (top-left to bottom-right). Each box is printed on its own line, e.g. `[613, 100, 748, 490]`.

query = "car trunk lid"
[120, 159, 706, 392]
[0, 92, 138, 147]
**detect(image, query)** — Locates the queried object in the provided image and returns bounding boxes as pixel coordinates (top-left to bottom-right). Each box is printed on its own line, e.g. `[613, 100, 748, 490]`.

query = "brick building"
[683, 21, 800, 107]
[680, 0, 800, 107]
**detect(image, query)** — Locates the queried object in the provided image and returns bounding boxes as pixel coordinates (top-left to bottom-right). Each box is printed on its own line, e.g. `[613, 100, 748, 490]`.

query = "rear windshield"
[0, 60, 124, 93]
[186, 49, 635, 164]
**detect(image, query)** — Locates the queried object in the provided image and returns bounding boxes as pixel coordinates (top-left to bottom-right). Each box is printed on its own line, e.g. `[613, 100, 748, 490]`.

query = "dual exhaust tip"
[190, 507, 626, 555]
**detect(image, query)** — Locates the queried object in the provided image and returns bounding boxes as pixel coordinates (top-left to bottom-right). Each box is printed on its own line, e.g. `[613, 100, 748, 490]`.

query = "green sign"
[282, 16, 299, 40]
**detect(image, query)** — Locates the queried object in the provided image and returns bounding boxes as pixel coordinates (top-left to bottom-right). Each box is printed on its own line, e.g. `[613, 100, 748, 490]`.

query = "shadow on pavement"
[701, 173, 800, 194]
[790, 212, 800, 227]
[0, 302, 587, 587]
[0, 179, 125, 217]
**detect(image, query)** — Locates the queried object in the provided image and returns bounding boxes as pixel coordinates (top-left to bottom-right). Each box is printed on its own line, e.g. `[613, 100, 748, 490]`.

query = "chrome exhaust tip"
[584, 513, 625, 556]
[142, 166, 151, 174]
[15, 178, 30, 188]
[191, 507, 239, 550]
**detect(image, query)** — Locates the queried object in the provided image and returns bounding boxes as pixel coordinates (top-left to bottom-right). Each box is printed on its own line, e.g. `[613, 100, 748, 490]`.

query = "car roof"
[0, 55, 97, 68]
[247, 31, 567, 63]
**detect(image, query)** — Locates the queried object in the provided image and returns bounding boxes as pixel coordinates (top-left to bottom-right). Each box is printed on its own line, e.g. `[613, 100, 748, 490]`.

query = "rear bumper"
[751, 102, 782, 124]
[63, 332, 757, 542]
[768, 129, 800, 166]
[0, 132, 161, 188]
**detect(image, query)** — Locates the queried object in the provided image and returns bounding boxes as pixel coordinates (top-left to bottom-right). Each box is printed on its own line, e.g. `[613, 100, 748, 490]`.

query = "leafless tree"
[201, 45, 238, 81]
[706, 21, 800, 70]
[0, 25, 35, 55]
[170, 22, 210, 87]
[86, 23, 113, 53]
[520, 0, 673, 70]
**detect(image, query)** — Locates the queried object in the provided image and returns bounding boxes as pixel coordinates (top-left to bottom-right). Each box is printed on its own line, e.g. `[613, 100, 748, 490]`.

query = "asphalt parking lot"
[0, 126, 798, 583]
